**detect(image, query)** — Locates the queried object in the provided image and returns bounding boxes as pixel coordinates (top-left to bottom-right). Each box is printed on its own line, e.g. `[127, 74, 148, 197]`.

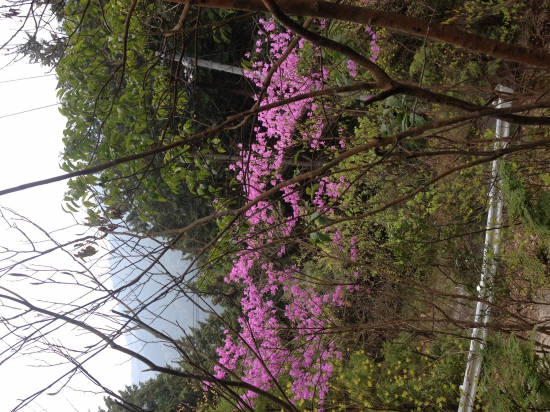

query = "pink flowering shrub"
[347, 27, 379, 77]
[215, 258, 344, 403]
[214, 18, 379, 406]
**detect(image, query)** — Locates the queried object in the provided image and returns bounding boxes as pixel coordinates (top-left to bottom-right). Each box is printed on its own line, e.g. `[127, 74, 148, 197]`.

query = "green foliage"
[375, 0, 522, 94]
[100, 371, 198, 412]
[502, 243, 550, 293]
[186, 311, 239, 366]
[500, 161, 550, 240]
[383, 166, 487, 276]
[51, 0, 255, 243]
[480, 333, 550, 411]
[407, 42, 499, 91]
[122, 172, 219, 248]
[328, 334, 466, 411]
[100, 312, 235, 412]
[17, 32, 66, 66]
[57, 0, 172, 216]
[313, 19, 378, 86]
[200, 391, 277, 412]
[380, 95, 427, 136]
[346, 115, 488, 282]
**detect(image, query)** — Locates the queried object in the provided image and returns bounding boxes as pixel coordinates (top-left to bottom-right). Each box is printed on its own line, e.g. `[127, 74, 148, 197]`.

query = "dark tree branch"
[173, 0, 550, 68]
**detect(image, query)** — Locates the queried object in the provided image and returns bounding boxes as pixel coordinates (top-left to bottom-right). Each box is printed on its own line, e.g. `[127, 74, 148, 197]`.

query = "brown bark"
[173, 0, 550, 69]
[163, 3, 191, 36]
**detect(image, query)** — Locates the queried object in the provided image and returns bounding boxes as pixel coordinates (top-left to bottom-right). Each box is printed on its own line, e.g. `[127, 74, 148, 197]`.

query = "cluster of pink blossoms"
[215, 258, 344, 403]
[216, 19, 378, 406]
[346, 27, 379, 78]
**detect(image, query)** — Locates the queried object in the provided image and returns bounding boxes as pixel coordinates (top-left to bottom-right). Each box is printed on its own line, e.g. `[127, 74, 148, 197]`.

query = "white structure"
[458, 84, 513, 412]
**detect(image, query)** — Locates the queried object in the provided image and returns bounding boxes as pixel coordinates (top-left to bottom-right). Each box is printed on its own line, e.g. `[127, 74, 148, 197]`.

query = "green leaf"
[294, 151, 300, 166]
[401, 116, 408, 132]
[316, 216, 335, 227]
[310, 230, 331, 244]
[125, 134, 133, 150]
[384, 96, 401, 107]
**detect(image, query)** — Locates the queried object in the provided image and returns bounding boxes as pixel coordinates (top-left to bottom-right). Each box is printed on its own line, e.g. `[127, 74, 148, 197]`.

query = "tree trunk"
[172, 0, 550, 69]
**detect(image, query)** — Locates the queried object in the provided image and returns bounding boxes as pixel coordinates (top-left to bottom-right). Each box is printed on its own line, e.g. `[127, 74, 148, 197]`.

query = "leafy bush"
[328, 333, 466, 411]
[480, 333, 550, 411]
[500, 161, 550, 240]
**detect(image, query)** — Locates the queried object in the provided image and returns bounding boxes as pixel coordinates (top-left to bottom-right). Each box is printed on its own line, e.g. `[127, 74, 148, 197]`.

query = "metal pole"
[458, 84, 513, 412]
[179, 56, 247, 76]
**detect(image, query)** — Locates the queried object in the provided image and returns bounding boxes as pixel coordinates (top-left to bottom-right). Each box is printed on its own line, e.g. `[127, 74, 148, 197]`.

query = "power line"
[0, 73, 56, 84]
[0, 103, 60, 120]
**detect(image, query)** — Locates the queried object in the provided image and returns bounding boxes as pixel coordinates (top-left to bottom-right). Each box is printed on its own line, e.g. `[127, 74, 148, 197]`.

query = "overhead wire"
[0, 73, 56, 84]
[0, 103, 60, 120]
[0, 74, 60, 120]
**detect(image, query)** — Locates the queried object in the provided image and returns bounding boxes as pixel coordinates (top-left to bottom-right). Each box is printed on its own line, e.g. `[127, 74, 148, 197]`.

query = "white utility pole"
[177, 56, 246, 76]
[457, 84, 513, 412]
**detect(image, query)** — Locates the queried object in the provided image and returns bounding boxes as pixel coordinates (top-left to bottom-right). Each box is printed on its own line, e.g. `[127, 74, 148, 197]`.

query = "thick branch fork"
[173, 0, 550, 69]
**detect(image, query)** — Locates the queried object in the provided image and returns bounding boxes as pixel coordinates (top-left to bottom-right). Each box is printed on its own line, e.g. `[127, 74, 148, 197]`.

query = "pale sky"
[0, 14, 132, 412]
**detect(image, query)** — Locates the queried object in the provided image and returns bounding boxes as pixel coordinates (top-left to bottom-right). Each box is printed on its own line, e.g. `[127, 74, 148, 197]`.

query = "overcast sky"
[0, 17, 132, 412]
